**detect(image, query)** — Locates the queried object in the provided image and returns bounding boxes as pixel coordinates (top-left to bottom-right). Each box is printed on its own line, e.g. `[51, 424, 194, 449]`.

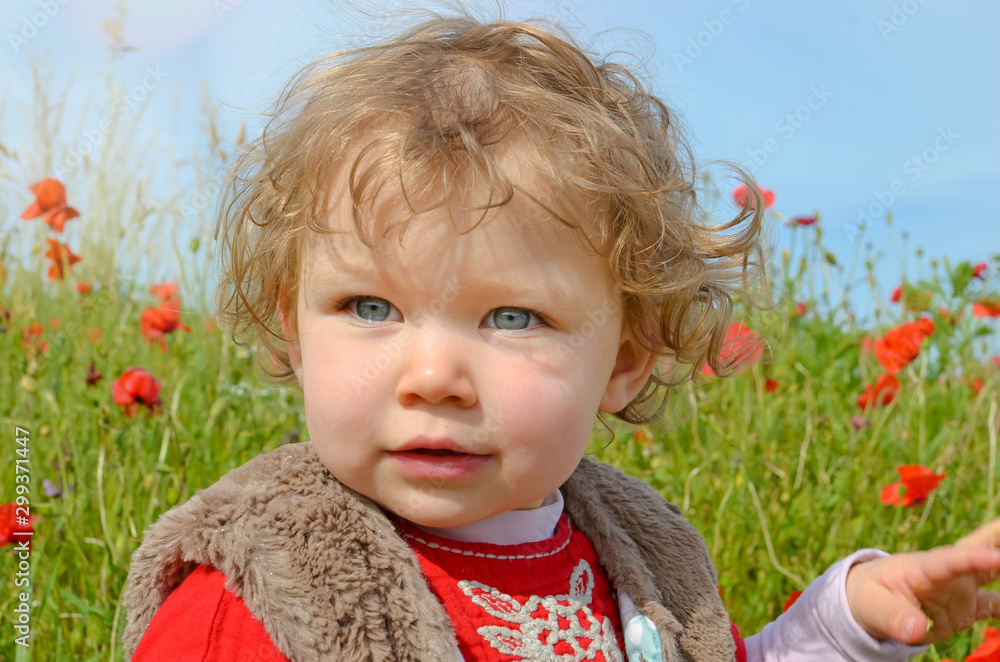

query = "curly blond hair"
[214, 7, 769, 426]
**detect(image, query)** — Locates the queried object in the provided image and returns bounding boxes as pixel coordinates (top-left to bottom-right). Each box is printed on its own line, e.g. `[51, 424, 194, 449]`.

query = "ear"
[598, 333, 661, 414]
[278, 289, 303, 385]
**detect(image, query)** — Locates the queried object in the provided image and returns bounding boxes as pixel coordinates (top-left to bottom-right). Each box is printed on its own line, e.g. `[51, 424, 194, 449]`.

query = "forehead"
[309, 137, 605, 259]
[311, 190, 601, 282]
[297, 151, 617, 310]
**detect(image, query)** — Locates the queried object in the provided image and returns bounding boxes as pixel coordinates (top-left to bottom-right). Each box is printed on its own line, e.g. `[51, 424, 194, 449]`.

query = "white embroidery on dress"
[458, 559, 624, 661]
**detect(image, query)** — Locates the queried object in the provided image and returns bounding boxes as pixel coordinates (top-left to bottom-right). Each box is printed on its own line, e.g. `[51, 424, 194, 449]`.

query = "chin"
[392, 499, 501, 529]
[403, 510, 485, 529]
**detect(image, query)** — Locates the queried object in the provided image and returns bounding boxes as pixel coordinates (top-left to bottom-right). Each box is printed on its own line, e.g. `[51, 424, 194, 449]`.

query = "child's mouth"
[387, 448, 489, 479]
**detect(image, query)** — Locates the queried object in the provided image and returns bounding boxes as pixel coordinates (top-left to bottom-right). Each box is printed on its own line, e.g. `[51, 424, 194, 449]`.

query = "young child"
[121, 9, 1000, 662]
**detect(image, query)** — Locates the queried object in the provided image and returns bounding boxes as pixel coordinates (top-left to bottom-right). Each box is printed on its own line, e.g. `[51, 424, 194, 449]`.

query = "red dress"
[132, 565, 290, 662]
[395, 513, 626, 660]
[134, 524, 747, 661]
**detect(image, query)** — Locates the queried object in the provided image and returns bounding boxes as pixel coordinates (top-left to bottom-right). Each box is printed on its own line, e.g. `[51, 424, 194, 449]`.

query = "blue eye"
[492, 307, 534, 331]
[345, 296, 393, 322]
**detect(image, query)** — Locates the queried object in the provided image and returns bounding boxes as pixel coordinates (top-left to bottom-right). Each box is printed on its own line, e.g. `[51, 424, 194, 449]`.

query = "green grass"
[1, 272, 301, 662]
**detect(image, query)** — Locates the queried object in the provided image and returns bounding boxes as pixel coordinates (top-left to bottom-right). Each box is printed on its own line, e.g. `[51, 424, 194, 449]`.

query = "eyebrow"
[308, 267, 587, 315]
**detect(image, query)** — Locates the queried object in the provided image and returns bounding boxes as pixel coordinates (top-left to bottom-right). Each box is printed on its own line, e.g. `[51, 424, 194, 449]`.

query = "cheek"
[491, 349, 609, 438]
[298, 338, 376, 439]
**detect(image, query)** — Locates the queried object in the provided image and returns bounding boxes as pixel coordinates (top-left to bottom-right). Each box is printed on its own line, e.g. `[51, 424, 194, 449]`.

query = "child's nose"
[395, 325, 477, 408]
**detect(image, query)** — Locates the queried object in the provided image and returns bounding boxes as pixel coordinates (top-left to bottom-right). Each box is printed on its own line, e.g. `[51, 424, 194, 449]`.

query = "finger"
[957, 517, 1000, 549]
[852, 576, 929, 645]
[885, 604, 931, 646]
[917, 545, 1000, 588]
[977, 590, 1000, 621]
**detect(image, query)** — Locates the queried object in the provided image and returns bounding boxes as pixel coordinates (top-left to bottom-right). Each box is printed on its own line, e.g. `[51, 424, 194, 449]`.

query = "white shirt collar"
[406, 489, 564, 545]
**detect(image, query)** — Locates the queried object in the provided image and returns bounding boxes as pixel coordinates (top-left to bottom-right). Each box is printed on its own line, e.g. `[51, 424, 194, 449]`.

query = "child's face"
[282, 169, 658, 528]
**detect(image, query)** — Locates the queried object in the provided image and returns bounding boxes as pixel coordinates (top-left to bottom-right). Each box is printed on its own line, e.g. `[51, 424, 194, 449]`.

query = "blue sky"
[2, 0, 997, 316]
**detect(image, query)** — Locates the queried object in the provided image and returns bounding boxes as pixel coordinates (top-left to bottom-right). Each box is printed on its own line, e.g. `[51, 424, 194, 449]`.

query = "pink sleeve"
[743, 549, 931, 662]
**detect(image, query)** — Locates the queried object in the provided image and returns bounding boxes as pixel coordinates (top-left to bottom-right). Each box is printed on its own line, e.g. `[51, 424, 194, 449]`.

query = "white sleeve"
[744, 549, 931, 661]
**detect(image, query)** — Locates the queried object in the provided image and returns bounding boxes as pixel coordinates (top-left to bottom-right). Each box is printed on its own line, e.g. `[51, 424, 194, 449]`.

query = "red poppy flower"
[140, 298, 191, 352]
[880, 465, 947, 507]
[701, 322, 765, 376]
[0, 502, 40, 547]
[994, 356, 1000, 368]
[873, 319, 935, 375]
[890, 286, 902, 303]
[21, 323, 43, 346]
[969, 377, 984, 396]
[43, 238, 82, 281]
[87, 328, 102, 343]
[858, 373, 899, 410]
[50, 317, 60, 329]
[20, 178, 80, 233]
[782, 590, 803, 613]
[973, 298, 1000, 318]
[794, 302, 807, 316]
[111, 367, 162, 417]
[21, 323, 48, 355]
[973, 262, 989, 280]
[732, 185, 775, 210]
[765, 378, 779, 393]
[792, 216, 817, 227]
[85, 362, 103, 386]
[149, 282, 180, 301]
[76, 281, 93, 294]
[963, 626, 1000, 662]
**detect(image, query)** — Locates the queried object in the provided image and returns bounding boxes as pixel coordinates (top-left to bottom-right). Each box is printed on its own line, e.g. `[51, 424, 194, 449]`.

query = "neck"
[406, 489, 564, 545]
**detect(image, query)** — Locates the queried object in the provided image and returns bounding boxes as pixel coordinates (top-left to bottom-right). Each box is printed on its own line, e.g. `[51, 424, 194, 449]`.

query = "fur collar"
[122, 443, 734, 661]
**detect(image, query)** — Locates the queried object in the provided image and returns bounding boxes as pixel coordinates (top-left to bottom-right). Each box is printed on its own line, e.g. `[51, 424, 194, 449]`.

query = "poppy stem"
[747, 480, 806, 588]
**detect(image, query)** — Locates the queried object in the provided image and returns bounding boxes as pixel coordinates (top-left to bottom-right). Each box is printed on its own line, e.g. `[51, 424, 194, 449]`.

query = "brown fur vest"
[122, 442, 734, 661]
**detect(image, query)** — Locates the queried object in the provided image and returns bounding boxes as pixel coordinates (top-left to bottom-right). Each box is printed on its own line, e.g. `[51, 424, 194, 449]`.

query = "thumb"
[888, 610, 929, 645]
[856, 586, 928, 644]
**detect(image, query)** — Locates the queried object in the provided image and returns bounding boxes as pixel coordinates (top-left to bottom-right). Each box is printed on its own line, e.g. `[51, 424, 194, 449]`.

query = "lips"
[387, 437, 489, 480]
[394, 436, 474, 454]
[408, 448, 464, 456]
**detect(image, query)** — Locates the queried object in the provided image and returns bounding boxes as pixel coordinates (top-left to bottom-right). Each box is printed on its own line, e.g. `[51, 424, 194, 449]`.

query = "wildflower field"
[2, 65, 1000, 662]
